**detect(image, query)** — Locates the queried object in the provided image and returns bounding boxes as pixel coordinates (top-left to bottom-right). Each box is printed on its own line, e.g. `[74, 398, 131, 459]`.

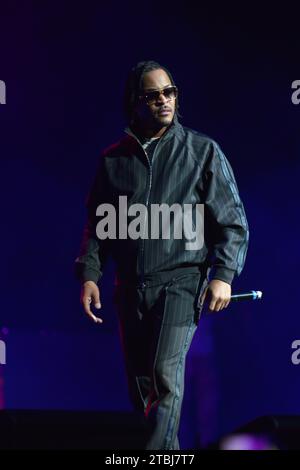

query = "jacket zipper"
[140, 151, 152, 289]
[124, 129, 162, 289]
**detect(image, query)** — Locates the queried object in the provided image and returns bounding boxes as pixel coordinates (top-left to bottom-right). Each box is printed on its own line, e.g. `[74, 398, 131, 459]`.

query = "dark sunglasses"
[139, 86, 178, 105]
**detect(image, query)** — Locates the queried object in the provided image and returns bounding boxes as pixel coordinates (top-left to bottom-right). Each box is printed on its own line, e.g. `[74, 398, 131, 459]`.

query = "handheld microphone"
[230, 290, 263, 301]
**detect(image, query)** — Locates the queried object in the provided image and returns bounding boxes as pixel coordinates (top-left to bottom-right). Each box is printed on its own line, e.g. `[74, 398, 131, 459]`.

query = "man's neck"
[132, 123, 169, 140]
[143, 126, 168, 139]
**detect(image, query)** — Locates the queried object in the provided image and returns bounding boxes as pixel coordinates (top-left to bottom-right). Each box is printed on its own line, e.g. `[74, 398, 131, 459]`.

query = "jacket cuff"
[209, 266, 235, 285]
[77, 268, 102, 285]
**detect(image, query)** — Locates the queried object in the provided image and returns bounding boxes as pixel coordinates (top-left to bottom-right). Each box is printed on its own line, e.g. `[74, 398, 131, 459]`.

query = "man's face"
[134, 69, 177, 131]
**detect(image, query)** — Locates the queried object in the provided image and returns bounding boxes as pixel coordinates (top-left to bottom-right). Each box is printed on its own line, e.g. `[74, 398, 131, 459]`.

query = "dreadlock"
[123, 60, 182, 125]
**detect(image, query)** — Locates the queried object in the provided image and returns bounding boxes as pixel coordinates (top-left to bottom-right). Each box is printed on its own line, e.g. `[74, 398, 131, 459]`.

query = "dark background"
[0, 0, 299, 448]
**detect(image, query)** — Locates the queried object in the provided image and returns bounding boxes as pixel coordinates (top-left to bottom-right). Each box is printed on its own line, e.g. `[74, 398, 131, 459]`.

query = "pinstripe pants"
[114, 266, 210, 450]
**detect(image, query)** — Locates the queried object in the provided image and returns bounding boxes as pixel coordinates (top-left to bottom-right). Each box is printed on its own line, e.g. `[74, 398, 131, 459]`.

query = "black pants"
[113, 266, 210, 450]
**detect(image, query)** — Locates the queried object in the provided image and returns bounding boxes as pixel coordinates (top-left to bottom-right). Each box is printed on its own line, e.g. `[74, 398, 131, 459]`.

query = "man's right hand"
[80, 280, 103, 324]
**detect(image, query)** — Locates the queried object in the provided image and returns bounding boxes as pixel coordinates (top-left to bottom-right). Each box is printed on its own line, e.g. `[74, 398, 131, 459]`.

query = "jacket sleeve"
[74, 154, 109, 284]
[202, 141, 249, 285]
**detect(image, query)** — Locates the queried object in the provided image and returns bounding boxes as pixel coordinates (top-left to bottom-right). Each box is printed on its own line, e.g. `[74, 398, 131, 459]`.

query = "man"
[74, 60, 249, 450]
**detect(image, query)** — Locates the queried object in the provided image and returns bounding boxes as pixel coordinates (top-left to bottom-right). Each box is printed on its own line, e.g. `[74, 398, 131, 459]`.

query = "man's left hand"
[200, 279, 231, 312]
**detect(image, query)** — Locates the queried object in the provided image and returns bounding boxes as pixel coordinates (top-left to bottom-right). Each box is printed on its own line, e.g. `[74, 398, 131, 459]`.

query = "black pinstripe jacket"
[74, 115, 249, 286]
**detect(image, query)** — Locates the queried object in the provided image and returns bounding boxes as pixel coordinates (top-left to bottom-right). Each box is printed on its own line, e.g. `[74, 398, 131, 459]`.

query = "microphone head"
[256, 291, 263, 299]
